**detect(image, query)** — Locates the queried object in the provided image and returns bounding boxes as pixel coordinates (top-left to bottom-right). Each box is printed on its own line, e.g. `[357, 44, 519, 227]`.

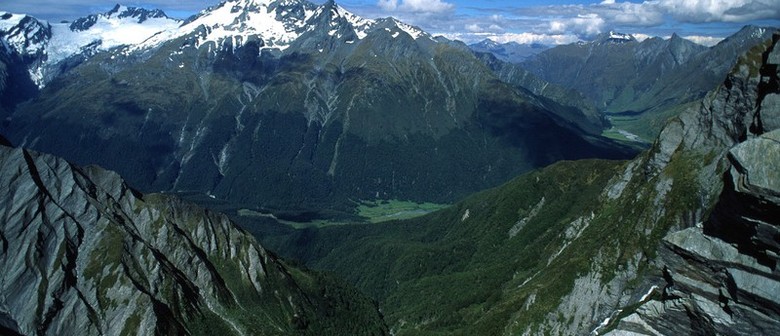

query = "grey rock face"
[644, 130, 780, 335]
[728, 130, 780, 197]
[606, 35, 780, 335]
[645, 33, 780, 177]
[0, 143, 386, 335]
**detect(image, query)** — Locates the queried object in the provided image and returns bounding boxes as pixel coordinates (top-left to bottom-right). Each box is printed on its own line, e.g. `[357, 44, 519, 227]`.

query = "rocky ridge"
[0, 141, 387, 335]
[602, 33, 780, 335]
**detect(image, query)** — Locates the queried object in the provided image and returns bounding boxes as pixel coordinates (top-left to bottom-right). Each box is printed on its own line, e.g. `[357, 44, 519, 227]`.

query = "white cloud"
[440, 32, 581, 45]
[464, 23, 504, 33]
[682, 35, 725, 46]
[378, 0, 399, 11]
[510, 0, 779, 38]
[631, 33, 654, 41]
[601, 2, 664, 26]
[377, 0, 455, 13]
[548, 14, 605, 36]
[357, 0, 767, 47]
[466, 23, 481, 32]
[656, 0, 780, 22]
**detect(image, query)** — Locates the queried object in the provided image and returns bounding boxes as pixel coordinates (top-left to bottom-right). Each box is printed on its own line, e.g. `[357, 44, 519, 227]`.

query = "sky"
[2, 0, 779, 46]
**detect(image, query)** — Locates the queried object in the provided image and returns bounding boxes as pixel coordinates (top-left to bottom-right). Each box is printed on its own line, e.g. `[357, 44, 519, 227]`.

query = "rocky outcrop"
[0, 143, 387, 335]
[609, 130, 780, 336]
[603, 33, 780, 336]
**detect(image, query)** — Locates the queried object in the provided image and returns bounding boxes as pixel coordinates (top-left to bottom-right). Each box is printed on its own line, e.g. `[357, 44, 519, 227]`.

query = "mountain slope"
[265, 33, 780, 334]
[3, 0, 632, 215]
[472, 50, 609, 136]
[0, 141, 387, 335]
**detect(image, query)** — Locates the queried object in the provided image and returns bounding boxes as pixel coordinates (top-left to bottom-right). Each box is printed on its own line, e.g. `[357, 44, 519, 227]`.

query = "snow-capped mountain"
[0, 5, 180, 87]
[3, 0, 629, 213]
[0, 12, 50, 59]
[69, 4, 171, 31]
[590, 31, 637, 45]
[0, 0, 435, 88]
[136, 0, 430, 53]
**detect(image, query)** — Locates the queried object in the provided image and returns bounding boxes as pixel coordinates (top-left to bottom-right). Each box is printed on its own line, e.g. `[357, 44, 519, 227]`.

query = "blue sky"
[3, 0, 779, 45]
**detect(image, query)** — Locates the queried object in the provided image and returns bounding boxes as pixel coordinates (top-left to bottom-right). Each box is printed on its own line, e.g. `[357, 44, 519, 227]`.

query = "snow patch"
[393, 19, 427, 40]
[592, 309, 622, 335]
[139, 0, 315, 52]
[47, 14, 180, 65]
[608, 31, 633, 40]
[640, 285, 660, 302]
[335, 5, 373, 39]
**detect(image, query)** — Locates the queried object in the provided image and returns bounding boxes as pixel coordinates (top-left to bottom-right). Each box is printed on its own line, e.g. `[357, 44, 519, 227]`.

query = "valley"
[0, 0, 778, 335]
[236, 199, 448, 228]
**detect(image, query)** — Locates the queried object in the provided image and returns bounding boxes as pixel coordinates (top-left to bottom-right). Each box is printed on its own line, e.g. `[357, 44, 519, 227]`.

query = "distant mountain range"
[514, 27, 775, 141]
[0, 0, 634, 217]
[468, 39, 549, 63]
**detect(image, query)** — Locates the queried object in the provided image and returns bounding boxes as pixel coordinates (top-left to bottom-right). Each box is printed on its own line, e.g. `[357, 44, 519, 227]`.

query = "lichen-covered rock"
[607, 126, 780, 336]
[601, 34, 780, 336]
[728, 130, 780, 197]
[0, 144, 387, 335]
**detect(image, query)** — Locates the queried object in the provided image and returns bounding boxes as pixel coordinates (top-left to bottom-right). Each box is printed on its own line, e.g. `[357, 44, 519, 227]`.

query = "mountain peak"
[474, 38, 499, 47]
[0, 11, 51, 58]
[711, 25, 775, 50]
[594, 31, 636, 44]
[731, 25, 771, 42]
[139, 0, 319, 51]
[70, 4, 174, 32]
